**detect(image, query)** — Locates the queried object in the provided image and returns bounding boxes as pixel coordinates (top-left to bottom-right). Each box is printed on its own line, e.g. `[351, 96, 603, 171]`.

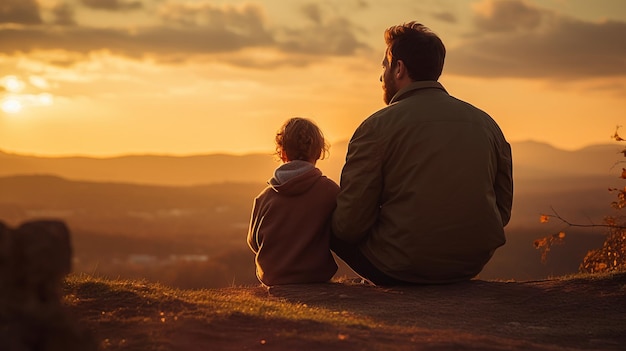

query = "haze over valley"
[1, 140, 623, 287]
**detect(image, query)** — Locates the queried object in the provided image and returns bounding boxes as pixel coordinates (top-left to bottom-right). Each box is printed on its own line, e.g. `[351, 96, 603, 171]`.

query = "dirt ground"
[269, 273, 626, 350]
[64, 272, 626, 351]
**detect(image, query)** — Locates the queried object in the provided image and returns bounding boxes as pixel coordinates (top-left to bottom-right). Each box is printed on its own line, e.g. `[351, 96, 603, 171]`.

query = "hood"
[269, 160, 322, 196]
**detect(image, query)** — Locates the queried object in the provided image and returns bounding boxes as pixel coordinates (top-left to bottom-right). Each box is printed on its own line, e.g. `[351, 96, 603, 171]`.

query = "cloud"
[446, 0, 626, 80]
[0, 25, 273, 62]
[277, 2, 369, 57]
[355, 0, 369, 10]
[0, 1, 370, 67]
[0, 3, 274, 64]
[472, 0, 544, 32]
[157, 2, 267, 31]
[53, 3, 77, 26]
[0, 0, 42, 25]
[80, 0, 142, 11]
[278, 17, 367, 56]
[301, 3, 322, 25]
[432, 11, 458, 24]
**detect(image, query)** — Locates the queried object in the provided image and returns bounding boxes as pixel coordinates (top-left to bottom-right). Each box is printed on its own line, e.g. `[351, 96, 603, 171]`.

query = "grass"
[61, 272, 626, 351]
[62, 274, 381, 351]
[64, 273, 374, 326]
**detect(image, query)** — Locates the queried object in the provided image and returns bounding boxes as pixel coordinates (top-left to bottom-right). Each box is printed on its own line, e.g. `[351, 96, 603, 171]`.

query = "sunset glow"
[2, 76, 24, 93]
[0, 0, 624, 156]
[1, 98, 22, 114]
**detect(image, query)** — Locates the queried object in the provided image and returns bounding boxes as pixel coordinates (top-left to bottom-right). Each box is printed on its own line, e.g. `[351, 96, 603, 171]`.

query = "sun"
[2, 75, 24, 93]
[1, 98, 23, 114]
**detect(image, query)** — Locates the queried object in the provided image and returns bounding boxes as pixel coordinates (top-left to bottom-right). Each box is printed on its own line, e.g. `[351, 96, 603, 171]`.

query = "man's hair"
[275, 117, 329, 162]
[384, 22, 446, 81]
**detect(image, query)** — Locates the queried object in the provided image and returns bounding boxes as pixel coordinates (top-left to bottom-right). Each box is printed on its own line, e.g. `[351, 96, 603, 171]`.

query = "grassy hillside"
[62, 272, 626, 351]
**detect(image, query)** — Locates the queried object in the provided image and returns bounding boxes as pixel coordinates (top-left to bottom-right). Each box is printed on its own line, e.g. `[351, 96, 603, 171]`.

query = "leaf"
[621, 168, 626, 179]
[612, 125, 625, 141]
[557, 231, 566, 239]
[604, 216, 617, 226]
[533, 238, 547, 248]
[539, 215, 550, 223]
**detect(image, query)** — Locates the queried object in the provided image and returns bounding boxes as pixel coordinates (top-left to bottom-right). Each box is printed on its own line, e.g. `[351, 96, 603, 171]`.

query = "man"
[331, 22, 513, 285]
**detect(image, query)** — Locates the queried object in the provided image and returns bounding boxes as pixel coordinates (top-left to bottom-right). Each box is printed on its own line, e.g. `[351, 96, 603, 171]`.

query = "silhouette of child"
[247, 117, 339, 286]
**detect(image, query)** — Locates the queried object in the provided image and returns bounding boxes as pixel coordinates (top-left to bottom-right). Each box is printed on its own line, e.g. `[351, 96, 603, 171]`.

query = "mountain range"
[1, 140, 625, 282]
[1, 140, 624, 185]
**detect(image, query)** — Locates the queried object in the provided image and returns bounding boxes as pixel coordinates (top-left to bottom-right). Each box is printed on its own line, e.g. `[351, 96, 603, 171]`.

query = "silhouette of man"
[331, 22, 513, 285]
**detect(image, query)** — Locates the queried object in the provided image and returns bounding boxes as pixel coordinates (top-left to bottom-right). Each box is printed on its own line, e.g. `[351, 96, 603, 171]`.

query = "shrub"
[535, 126, 626, 274]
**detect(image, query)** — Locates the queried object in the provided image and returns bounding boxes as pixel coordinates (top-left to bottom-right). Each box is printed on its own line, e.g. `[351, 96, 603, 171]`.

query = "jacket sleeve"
[495, 140, 513, 226]
[332, 120, 384, 243]
[247, 197, 262, 253]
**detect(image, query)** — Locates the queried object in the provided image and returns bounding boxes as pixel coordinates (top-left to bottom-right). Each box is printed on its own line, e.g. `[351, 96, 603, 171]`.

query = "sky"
[0, 0, 625, 157]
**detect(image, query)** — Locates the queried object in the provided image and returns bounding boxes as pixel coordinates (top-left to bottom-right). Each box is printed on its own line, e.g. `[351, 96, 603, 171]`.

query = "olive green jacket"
[332, 81, 513, 283]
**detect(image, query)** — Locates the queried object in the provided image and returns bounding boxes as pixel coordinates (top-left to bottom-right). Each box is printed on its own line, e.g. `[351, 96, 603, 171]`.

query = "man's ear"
[395, 60, 407, 79]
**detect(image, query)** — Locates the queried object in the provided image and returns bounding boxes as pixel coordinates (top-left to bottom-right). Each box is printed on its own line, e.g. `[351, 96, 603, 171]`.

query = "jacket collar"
[389, 81, 448, 104]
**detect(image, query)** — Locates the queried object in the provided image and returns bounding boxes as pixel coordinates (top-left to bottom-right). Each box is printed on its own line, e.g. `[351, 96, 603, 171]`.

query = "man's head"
[381, 22, 446, 104]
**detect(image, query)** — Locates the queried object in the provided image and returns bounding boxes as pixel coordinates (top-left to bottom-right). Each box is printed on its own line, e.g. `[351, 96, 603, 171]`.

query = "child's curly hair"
[275, 117, 329, 162]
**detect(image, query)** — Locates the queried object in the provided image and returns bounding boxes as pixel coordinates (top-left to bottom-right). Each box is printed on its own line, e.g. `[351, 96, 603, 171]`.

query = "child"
[247, 117, 339, 286]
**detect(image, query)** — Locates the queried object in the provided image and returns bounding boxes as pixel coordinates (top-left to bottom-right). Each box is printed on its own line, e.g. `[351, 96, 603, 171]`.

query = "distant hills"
[2, 140, 624, 227]
[2, 140, 625, 281]
[1, 140, 624, 186]
[512, 140, 625, 181]
[0, 150, 279, 186]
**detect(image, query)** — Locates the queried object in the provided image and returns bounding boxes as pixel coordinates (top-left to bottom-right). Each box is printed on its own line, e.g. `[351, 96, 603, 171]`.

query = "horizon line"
[0, 139, 621, 159]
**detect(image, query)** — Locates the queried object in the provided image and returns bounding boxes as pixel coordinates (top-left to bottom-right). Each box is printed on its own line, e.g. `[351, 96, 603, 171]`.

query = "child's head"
[275, 117, 329, 163]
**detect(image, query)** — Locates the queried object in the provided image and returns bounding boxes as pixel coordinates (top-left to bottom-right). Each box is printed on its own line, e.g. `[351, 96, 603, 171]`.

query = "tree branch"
[543, 206, 626, 230]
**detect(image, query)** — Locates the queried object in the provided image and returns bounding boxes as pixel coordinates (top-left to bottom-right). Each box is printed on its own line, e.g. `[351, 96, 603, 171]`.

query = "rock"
[0, 220, 96, 351]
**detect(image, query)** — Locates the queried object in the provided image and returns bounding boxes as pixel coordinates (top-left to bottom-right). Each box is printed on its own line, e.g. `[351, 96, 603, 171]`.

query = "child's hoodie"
[247, 160, 339, 286]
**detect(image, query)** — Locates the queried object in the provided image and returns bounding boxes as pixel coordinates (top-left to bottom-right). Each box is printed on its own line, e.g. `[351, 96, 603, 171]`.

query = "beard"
[382, 73, 398, 105]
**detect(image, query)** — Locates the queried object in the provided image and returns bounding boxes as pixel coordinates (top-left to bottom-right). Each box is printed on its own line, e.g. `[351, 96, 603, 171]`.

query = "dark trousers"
[330, 234, 409, 286]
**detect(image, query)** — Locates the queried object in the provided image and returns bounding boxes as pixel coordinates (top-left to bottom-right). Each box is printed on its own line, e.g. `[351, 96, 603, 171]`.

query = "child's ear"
[280, 149, 289, 162]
